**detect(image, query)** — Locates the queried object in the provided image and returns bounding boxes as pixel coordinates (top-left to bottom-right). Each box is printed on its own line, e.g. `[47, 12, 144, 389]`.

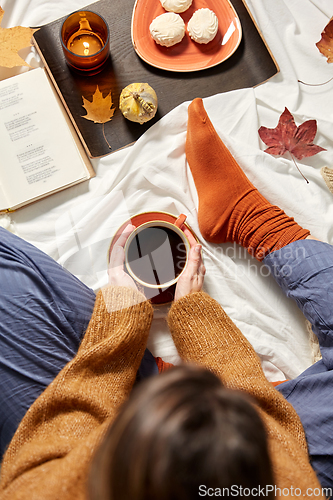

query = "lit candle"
[68, 32, 104, 56]
[61, 10, 110, 75]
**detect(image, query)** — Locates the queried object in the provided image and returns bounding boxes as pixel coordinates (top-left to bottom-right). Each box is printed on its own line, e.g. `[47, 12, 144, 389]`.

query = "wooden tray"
[33, 0, 279, 158]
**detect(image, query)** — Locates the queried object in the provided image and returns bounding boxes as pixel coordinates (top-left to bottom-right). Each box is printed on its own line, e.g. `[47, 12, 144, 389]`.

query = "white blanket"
[1, 0, 332, 381]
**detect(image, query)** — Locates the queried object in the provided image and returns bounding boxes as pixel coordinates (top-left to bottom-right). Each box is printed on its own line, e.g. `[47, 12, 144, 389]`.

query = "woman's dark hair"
[88, 364, 274, 500]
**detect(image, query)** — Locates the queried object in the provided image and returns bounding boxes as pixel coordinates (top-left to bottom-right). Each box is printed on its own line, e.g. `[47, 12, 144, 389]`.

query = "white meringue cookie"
[160, 0, 192, 14]
[187, 8, 218, 44]
[149, 12, 185, 47]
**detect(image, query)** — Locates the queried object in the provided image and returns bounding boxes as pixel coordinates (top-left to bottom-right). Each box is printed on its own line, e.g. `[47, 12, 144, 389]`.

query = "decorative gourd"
[119, 83, 158, 124]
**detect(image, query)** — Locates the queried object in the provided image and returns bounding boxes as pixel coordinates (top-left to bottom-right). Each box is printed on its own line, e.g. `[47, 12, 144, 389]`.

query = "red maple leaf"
[258, 108, 326, 182]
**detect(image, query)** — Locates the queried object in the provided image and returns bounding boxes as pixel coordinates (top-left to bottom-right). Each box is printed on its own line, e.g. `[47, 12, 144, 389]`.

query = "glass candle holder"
[60, 10, 110, 75]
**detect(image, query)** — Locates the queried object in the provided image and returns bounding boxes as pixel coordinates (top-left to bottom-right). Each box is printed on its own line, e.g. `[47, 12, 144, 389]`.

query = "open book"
[0, 68, 95, 212]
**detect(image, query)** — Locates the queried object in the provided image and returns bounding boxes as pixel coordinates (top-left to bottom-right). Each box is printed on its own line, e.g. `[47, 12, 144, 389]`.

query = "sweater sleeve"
[167, 292, 327, 497]
[0, 286, 153, 500]
[167, 291, 307, 446]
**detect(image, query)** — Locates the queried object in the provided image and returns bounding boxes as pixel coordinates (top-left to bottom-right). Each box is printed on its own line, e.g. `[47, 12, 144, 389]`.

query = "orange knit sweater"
[0, 286, 325, 499]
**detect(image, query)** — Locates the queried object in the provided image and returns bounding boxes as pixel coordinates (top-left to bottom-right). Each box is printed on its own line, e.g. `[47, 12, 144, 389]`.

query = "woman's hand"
[108, 224, 138, 291]
[174, 229, 205, 302]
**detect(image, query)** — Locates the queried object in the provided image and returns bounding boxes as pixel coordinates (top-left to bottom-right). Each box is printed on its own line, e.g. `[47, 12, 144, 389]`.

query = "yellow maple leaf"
[0, 7, 37, 68]
[82, 86, 115, 124]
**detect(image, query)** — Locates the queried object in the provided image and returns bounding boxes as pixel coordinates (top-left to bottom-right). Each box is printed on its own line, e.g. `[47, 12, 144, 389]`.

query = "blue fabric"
[264, 240, 333, 490]
[0, 227, 157, 459]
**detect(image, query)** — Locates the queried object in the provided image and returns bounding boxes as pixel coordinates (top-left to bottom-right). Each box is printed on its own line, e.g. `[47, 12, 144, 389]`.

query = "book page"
[0, 68, 90, 211]
[0, 182, 10, 210]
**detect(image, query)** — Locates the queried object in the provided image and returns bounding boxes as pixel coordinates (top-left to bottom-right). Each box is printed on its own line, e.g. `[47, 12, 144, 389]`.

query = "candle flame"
[83, 41, 90, 56]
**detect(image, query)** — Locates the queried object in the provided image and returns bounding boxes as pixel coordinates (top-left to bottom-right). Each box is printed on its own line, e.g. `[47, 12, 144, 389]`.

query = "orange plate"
[131, 0, 242, 72]
[108, 211, 197, 305]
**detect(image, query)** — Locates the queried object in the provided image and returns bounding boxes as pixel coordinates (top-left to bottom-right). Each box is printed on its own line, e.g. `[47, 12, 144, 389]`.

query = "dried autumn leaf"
[259, 108, 325, 160]
[316, 17, 333, 63]
[0, 7, 37, 68]
[82, 86, 115, 150]
[82, 86, 115, 124]
[258, 107, 326, 183]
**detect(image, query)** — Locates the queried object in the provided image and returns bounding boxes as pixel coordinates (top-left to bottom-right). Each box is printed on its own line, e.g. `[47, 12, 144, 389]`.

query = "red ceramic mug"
[124, 214, 190, 290]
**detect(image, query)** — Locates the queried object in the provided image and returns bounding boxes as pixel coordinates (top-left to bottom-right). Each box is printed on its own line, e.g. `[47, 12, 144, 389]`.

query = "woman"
[0, 98, 327, 499]
[88, 365, 275, 500]
[0, 221, 324, 499]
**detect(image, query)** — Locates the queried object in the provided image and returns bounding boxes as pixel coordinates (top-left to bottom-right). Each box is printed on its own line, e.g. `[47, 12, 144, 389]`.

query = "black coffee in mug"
[126, 225, 187, 286]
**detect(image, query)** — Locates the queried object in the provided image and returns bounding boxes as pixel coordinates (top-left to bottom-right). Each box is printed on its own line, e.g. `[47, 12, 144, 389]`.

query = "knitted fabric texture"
[0, 286, 153, 500]
[185, 98, 310, 260]
[167, 292, 324, 498]
[0, 288, 324, 499]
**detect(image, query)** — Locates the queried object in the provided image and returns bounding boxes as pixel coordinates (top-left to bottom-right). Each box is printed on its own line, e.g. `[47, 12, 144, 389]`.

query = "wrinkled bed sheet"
[1, 0, 332, 381]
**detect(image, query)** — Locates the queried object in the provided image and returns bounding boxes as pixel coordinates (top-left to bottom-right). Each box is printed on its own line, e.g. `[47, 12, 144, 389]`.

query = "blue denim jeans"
[265, 240, 333, 490]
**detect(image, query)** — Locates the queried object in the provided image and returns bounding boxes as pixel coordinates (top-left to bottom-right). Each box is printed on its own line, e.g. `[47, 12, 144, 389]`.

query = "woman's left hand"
[174, 229, 205, 302]
[108, 224, 138, 291]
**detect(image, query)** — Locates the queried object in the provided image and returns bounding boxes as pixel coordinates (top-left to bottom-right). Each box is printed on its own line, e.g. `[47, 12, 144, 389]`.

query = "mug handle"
[174, 213, 187, 228]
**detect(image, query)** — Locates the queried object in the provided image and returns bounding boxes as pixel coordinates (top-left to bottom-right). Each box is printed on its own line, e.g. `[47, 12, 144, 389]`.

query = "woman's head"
[89, 365, 274, 500]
